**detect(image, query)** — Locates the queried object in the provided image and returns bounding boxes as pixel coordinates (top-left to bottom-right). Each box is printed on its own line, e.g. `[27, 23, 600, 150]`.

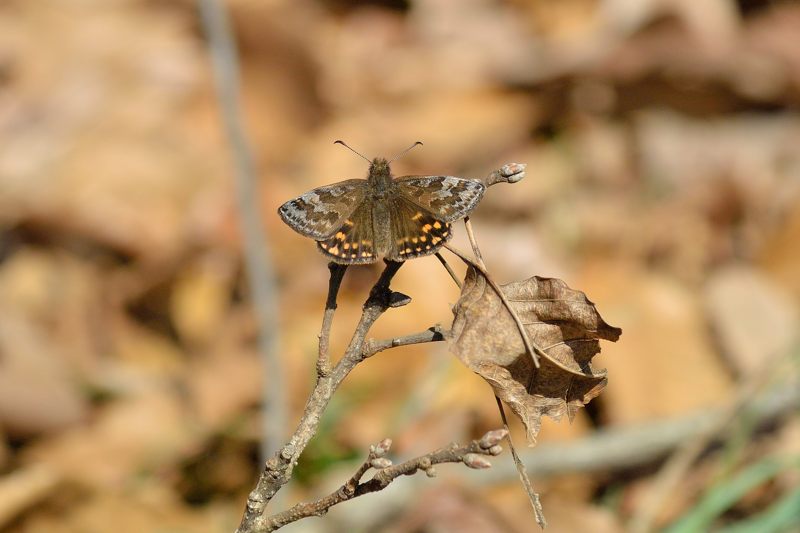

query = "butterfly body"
[278, 157, 485, 264]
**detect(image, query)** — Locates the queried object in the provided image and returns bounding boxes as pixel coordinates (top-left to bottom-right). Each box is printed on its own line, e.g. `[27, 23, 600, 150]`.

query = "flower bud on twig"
[370, 457, 392, 470]
[463, 454, 492, 469]
[372, 438, 392, 457]
[479, 429, 508, 449]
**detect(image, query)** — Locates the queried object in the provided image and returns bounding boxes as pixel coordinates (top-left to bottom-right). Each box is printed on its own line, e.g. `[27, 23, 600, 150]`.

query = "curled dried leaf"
[448, 267, 621, 444]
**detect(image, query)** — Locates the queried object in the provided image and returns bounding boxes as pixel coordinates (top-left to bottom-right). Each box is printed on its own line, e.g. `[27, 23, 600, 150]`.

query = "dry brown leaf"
[448, 267, 621, 444]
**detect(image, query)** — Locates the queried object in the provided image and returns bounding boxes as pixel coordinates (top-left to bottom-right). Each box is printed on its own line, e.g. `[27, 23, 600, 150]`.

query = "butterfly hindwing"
[394, 175, 485, 222]
[316, 200, 377, 264]
[386, 196, 452, 262]
[278, 179, 367, 240]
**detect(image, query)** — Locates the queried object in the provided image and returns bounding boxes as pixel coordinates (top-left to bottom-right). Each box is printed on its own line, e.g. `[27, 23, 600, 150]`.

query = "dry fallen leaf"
[448, 267, 621, 444]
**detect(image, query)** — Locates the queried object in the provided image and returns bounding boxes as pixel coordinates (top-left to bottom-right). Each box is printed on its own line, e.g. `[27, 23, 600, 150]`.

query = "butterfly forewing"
[278, 179, 368, 240]
[278, 160, 487, 265]
[386, 196, 452, 262]
[316, 200, 377, 264]
[394, 175, 485, 222]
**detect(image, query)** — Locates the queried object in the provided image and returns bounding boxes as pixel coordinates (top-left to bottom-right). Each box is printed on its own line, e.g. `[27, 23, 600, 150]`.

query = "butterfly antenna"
[389, 141, 424, 163]
[333, 140, 371, 163]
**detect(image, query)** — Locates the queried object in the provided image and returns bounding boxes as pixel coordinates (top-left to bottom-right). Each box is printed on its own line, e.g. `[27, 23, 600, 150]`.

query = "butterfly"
[278, 141, 486, 264]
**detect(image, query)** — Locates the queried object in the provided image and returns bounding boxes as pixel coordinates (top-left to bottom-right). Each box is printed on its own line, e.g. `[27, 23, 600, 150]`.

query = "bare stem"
[236, 162, 530, 532]
[363, 325, 446, 358]
[263, 431, 507, 531]
[317, 263, 348, 377]
[464, 217, 485, 267]
[435, 252, 462, 289]
[236, 261, 404, 533]
[449, 220, 546, 528]
[496, 397, 547, 528]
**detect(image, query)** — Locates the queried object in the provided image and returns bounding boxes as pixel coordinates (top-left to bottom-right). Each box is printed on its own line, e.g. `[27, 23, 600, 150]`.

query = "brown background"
[0, 0, 799, 531]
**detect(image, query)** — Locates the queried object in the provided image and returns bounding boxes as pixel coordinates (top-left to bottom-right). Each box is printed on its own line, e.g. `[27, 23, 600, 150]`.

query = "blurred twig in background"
[474, 382, 800, 482]
[197, 0, 284, 461]
[630, 346, 800, 533]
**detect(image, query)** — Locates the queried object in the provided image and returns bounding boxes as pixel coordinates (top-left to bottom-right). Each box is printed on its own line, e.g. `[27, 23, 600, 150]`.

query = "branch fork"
[236, 163, 532, 533]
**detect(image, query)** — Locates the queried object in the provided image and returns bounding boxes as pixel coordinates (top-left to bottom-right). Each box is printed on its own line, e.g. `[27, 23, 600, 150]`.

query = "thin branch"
[435, 252, 462, 289]
[362, 325, 446, 358]
[458, 218, 546, 528]
[317, 263, 348, 377]
[236, 161, 530, 532]
[263, 430, 509, 531]
[237, 261, 405, 533]
[496, 397, 546, 528]
[197, 0, 284, 462]
[308, 385, 800, 525]
[464, 216, 485, 267]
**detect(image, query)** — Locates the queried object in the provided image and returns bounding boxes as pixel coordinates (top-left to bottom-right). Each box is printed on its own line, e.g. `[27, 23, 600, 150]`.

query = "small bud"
[419, 457, 432, 469]
[463, 453, 492, 469]
[373, 438, 392, 457]
[485, 163, 527, 187]
[501, 163, 526, 183]
[479, 429, 508, 449]
[370, 457, 392, 469]
[425, 467, 437, 478]
[488, 445, 503, 456]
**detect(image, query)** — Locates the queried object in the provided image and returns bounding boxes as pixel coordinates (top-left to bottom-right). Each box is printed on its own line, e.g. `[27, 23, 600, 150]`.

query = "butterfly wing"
[316, 200, 378, 264]
[385, 195, 452, 262]
[394, 175, 485, 222]
[278, 179, 368, 240]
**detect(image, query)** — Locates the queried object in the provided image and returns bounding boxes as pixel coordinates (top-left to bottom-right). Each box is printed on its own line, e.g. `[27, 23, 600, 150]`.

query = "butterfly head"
[367, 157, 393, 191]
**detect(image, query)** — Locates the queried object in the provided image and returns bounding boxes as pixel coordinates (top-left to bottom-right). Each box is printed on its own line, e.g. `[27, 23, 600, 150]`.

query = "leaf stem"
[435, 252, 462, 289]
[495, 397, 547, 528]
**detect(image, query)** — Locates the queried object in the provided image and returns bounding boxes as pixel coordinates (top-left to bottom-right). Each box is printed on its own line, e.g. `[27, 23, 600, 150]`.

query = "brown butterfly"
[278, 141, 485, 264]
